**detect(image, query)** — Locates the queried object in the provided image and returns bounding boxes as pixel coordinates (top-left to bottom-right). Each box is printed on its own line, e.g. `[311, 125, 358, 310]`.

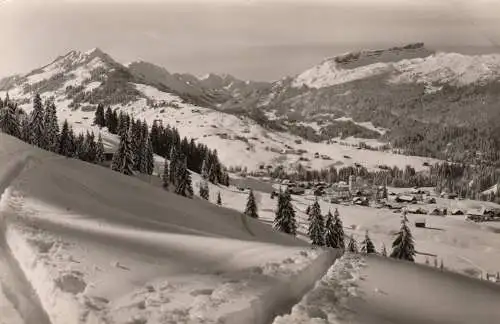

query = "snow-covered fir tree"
[381, 243, 388, 256]
[95, 134, 105, 164]
[347, 235, 358, 253]
[201, 155, 210, 180]
[324, 209, 345, 249]
[244, 189, 258, 218]
[390, 213, 416, 262]
[20, 116, 30, 143]
[43, 102, 59, 152]
[169, 146, 178, 186]
[360, 231, 376, 254]
[217, 191, 222, 205]
[0, 103, 20, 137]
[94, 103, 106, 127]
[175, 156, 193, 198]
[73, 133, 85, 159]
[58, 120, 73, 157]
[273, 190, 297, 236]
[199, 180, 209, 200]
[29, 94, 45, 147]
[140, 136, 154, 175]
[308, 199, 325, 246]
[162, 157, 169, 189]
[111, 126, 135, 176]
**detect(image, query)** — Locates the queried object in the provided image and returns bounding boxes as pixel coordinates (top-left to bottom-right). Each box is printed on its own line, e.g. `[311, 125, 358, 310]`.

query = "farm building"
[415, 218, 426, 228]
[450, 208, 465, 215]
[395, 195, 418, 204]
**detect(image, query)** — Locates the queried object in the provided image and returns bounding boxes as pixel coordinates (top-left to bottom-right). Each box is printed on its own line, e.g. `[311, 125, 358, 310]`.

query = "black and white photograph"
[0, 0, 500, 323]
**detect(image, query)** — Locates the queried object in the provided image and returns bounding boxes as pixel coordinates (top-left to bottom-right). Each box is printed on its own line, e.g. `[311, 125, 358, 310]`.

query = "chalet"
[424, 197, 437, 204]
[429, 208, 442, 216]
[353, 196, 369, 206]
[289, 187, 305, 195]
[395, 195, 418, 204]
[415, 218, 426, 228]
[314, 152, 320, 158]
[450, 208, 465, 215]
[466, 207, 494, 222]
[440, 192, 458, 199]
[406, 206, 427, 215]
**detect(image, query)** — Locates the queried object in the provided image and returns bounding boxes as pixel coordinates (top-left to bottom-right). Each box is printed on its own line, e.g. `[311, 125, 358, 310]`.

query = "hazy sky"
[1, 0, 499, 81]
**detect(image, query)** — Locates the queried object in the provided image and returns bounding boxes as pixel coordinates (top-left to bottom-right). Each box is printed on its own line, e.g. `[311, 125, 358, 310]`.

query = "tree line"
[0, 94, 229, 200]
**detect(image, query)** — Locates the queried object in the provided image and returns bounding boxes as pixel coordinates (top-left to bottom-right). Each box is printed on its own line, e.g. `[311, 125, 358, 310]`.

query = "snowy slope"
[0, 134, 339, 324]
[274, 253, 500, 324]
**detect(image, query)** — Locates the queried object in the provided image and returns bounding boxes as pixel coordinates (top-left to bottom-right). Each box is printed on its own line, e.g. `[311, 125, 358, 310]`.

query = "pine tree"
[439, 259, 444, 271]
[94, 103, 105, 127]
[111, 126, 135, 175]
[199, 181, 210, 200]
[162, 157, 169, 189]
[58, 120, 72, 157]
[381, 243, 388, 256]
[360, 231, 376, 254]
[20, 116, 30, 142]
[347, 235, 358, 253]
[140, 136, 154, 175]
[217, 191, 222, 205]
[169, 146, 178, 186]
[201, 155, 210, 180]
[308, 199, 325, 246]
[95, 133, 105, 164]
[29, 94, 45, 147]
[324, 209, 345, 249]
[175, 156, 193, 198]
[390, 214, 416, 262]
[273, 190, 297, 235]
[0, 103, 20, 137]
[244, 189, 259, 218]
[43, 102, 59, 152]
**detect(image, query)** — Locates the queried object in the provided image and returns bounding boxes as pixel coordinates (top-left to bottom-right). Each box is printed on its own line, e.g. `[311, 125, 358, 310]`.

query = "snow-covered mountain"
[0, 47, 440, 172]
[223, 43, 500, 163]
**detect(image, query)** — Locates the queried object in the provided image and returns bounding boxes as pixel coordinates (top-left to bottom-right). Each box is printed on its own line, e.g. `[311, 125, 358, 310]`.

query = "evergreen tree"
[273, 190, 297, 235]
[390, 214, 416, 262]
[0, 103, 20, 137]
[95, 133, 105, 164]
[324, 209, 345, 249]
[43, 102, 59, 152]
[434, 258, 438, 268]
[201, 156, 210, 180]
[175, 156, 193, 197]
[244, 189, 259, 218]
[94, 103, 105, 127]
[360, 231, 376, 254]
[140, 136, 154, 175]
[162, 157, 169, 189]
[20, 116, 30, 142]
[439, 259, 444, 271]
[111, 126, 135, 175]
[308, 200, 325, 246]
[169, 146, 178, 185]
[217, 191, 222, 205]
[58, 120, 73, 157]
[381, 243, 388, 256]
[29, 94, 45, 147]
[347, 235, 358, 253]
[199, 180, 210, 200]
[105, 107, 113, 130]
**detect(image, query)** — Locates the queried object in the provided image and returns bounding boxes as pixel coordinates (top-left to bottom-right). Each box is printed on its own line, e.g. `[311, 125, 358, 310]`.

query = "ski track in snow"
[0, 153, 53, 324]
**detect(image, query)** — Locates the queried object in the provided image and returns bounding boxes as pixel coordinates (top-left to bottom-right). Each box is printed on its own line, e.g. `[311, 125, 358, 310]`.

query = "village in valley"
[231, 166, 500, 283]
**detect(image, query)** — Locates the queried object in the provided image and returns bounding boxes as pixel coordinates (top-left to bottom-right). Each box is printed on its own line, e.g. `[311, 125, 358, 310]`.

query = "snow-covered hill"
[0, 133, 340, 324]
[0, 48, 440, 172]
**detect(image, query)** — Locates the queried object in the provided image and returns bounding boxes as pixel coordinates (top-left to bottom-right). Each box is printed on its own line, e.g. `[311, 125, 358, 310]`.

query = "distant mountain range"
[2, 43, 500, 165]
